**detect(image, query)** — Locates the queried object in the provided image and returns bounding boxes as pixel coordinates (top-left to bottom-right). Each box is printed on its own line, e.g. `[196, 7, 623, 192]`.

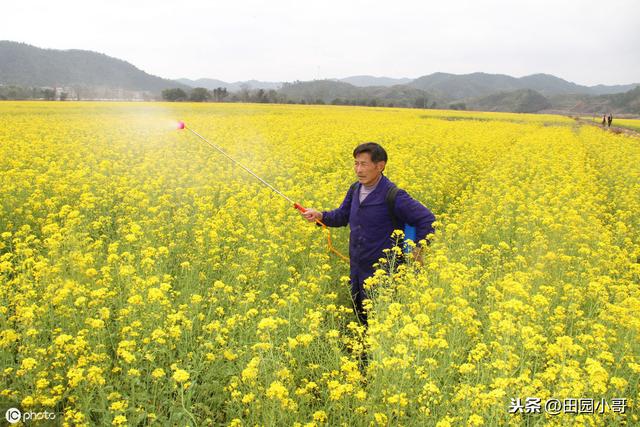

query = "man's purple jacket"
[321, 174, 436, 287]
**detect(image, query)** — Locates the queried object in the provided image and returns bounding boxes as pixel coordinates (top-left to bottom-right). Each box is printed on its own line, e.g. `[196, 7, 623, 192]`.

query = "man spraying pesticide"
[178, 123, 435, 326]
[301, 143, 435, 326]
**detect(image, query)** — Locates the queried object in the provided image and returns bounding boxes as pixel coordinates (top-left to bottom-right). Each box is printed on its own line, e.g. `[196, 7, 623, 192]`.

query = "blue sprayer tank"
[404, 224, 416, 253]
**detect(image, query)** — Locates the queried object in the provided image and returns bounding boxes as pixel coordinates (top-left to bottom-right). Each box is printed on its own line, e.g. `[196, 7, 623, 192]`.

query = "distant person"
[608, 113, 613, 127]
[602, 114, 607, 127]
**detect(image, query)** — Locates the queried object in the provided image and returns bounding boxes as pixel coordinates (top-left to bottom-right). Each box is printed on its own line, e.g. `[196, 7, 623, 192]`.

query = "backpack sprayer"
[177, 121, 349, 262]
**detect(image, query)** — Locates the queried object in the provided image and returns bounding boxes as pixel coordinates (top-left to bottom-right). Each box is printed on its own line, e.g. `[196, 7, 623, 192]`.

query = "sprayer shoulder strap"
[348, 182, 360, 207]
[386, 184, 401, 230]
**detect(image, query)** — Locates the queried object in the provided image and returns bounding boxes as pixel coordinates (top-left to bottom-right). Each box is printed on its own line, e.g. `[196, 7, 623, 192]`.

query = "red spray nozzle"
[177, 121, 185, 130]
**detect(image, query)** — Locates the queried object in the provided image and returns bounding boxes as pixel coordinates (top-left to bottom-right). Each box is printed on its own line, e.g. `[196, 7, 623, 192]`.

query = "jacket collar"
[355, 174, 390, 207]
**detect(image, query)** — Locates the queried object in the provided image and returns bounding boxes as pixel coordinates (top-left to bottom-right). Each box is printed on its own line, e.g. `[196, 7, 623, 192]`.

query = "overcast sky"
[4, 0, 639, 85]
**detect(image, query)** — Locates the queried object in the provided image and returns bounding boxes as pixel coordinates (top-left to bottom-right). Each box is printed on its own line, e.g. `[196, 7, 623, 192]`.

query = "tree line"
[0, 85, 66, 101]
[1, 83, 446, 110]
[161, 86, 443, 109]
[162, 87, 288, 103]
[0, 84, 155, 101]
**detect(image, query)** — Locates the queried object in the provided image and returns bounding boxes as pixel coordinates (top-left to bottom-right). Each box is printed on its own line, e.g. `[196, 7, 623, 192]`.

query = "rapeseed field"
[0, 102, 638, 426]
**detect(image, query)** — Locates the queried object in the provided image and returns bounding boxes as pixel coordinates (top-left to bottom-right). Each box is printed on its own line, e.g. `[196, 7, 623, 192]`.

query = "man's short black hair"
[353, 142, 388, 163]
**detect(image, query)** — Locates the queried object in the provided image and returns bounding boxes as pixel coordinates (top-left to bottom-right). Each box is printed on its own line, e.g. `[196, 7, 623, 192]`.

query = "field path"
[571, 116, 640, 138]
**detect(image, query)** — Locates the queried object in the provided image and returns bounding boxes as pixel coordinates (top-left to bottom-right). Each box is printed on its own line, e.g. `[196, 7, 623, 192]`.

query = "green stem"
[180, 385, 197, 426]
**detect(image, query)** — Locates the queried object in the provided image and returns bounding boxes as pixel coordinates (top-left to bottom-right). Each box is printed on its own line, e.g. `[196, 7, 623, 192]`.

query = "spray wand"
[177, 121, 349, 263]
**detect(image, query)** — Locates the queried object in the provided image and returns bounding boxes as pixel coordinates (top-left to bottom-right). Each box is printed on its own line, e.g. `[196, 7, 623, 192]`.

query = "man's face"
[354, 152, 385, 186]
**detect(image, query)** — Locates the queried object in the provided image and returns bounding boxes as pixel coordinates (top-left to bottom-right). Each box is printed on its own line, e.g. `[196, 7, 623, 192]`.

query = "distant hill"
[468, 89, 552, 113]
[0, 41, 188, 94]
[410, 72, 518, 100]
[177, 76, 412, 91]
[519, 74, 637, 96]
[177, 72, 638, 99]
[548, 86, 640, 115]
[366, 85, 436, 104]
[177, 78, 282, 91]
[177, 78, 232, 90]
[587, 83, 640, 96]
[605, 86, 640, 113]
[278, 80, 436, 108]
[408, 72, 638, 101]
[279, 80, 365, 103]
[2, 40, 638, 112]
[338, 75, 413, 87]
